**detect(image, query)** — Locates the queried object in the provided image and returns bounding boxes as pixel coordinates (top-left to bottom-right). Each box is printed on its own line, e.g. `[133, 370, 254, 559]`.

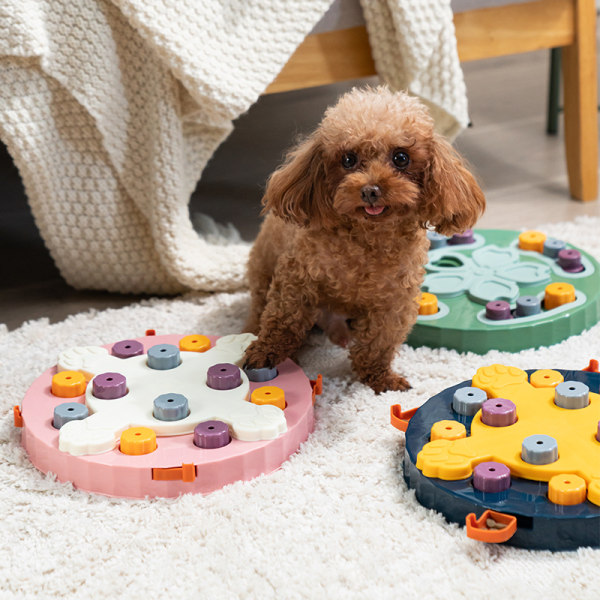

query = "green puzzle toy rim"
[406, 229, 600, 354]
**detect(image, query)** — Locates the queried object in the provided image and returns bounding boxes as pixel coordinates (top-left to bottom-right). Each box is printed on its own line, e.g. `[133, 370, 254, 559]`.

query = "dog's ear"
[262, 133, 330, 228]
[420, 133, 486, 236]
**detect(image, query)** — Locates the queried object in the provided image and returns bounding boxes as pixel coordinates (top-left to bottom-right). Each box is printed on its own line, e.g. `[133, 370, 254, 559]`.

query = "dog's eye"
[392, 150, 410, 169]
[341, 152, 358, 169]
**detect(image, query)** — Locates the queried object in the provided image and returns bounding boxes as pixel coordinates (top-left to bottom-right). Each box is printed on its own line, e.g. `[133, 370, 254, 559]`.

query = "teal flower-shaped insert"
[423, 245, 552, 305]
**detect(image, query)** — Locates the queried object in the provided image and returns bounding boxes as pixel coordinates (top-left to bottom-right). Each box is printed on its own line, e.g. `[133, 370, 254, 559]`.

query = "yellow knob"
[544, 282, 576, 310]
[418, 292, 438, 316]
[518, 230, 547, 253]
[588, 480, 600, 507]
[251, 386, 286, 410]
[179, 334, 211, 352]
[548, 474, 587, 505]
[530, 369, 564, 389]
[430, 420, 467, 441]
[120, 427, 157, 455]
[51, 371, 87, 398]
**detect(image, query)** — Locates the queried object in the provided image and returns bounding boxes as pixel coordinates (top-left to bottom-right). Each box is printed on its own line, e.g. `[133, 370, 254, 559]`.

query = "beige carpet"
[3, 218, 600, 599]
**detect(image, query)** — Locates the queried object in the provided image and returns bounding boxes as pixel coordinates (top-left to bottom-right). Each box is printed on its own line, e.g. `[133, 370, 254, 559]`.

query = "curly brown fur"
[244, 86, 485, 393]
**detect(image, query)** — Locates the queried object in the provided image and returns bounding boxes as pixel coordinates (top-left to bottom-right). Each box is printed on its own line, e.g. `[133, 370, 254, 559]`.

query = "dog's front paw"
[243, 341, 279, 371]
[361, 371, 411, 394]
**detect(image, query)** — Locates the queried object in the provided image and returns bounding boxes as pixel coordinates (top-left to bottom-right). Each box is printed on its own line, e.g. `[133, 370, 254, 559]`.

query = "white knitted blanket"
[0, 0, 467, 294]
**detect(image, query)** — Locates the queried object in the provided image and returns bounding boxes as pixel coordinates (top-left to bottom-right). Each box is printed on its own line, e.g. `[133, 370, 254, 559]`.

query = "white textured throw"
[360, 0, 468, 140]
[0, 0, 467, 294]
[2, 218, 600, 599]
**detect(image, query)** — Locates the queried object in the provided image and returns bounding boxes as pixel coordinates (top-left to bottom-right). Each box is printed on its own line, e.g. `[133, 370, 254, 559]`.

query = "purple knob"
[111, 339, 144, 358]
[481, 398, 517, 427]
[473, 462, 511, 493]
[194, 420, 231, 449]
[447, 229, 475, 245]
[92, 372, 127, 399]
[485, 300, 513, 321]
[557, 249, 584, 273]
[207, 363, 242, 390]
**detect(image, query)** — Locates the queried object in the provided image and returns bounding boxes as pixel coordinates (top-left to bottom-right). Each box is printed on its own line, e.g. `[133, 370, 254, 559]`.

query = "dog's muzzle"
[360, 184, 386, 216]
[360, 184, 382, 205]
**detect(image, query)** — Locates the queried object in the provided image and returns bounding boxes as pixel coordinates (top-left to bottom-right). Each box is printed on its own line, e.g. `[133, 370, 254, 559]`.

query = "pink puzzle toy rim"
[17, 334, 316, 499]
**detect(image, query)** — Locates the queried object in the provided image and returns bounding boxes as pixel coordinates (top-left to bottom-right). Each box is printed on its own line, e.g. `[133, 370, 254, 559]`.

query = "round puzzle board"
[400, 364, 600, 550]
[16, 333, 316, 499]
[407, 229, 600, 354]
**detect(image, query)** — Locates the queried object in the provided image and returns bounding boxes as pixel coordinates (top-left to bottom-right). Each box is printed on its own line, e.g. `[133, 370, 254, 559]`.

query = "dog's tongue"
[365, 205, 385, 216]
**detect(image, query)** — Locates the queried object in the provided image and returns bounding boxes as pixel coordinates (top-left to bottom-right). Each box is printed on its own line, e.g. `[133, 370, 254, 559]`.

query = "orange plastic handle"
[390, 404, 418, 432]
[310, 375, 323, 405]
[152, 463, 196, 482]
[13, 406, 23, 428]
[466, 510, 517, 543]
[583, 359, 599, 373]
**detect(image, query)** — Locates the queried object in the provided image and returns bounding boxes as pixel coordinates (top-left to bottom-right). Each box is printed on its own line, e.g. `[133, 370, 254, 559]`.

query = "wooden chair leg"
[561, 0, 598, 201]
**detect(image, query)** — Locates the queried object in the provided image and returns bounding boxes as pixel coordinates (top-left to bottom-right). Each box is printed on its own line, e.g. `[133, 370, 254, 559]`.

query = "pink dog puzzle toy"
[14, 333, 319, 499]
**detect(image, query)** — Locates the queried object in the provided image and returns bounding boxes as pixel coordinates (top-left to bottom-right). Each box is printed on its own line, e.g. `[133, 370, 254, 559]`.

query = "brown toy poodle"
[243, 86, 485, 393]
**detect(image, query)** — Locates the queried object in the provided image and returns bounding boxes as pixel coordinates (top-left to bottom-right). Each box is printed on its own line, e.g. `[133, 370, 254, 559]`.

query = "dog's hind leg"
[316, 309, 351, 348]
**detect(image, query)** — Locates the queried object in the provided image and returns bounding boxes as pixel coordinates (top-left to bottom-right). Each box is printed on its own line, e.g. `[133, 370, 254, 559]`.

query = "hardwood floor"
[1, 46, 599, 330]
[458, 50, 600, 228]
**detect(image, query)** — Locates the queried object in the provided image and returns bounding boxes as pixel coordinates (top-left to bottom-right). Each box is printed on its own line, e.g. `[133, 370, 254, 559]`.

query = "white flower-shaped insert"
[57, 334, 287, 456]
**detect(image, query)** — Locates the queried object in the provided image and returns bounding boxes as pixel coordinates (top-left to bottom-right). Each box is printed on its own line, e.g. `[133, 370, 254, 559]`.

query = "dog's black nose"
[361, 185, 382, 205]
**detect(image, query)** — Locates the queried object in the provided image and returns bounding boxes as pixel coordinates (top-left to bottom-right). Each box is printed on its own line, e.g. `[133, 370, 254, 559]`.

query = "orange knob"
[544, 282, 576, 310]
[418, 292, 438, 316]
[179, 335, 211, 352]
[430, 420, 467, 441]
[530, 369, 564, 389]
[120, 427, 157, 455]
[518, 230, 547, 253]
[251, 386, 286, 410]
[548, 474, 587, 505]
[51, 371, 87, 398]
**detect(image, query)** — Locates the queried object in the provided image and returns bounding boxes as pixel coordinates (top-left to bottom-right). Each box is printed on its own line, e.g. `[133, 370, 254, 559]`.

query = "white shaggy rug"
[3, 217, 600, 599]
